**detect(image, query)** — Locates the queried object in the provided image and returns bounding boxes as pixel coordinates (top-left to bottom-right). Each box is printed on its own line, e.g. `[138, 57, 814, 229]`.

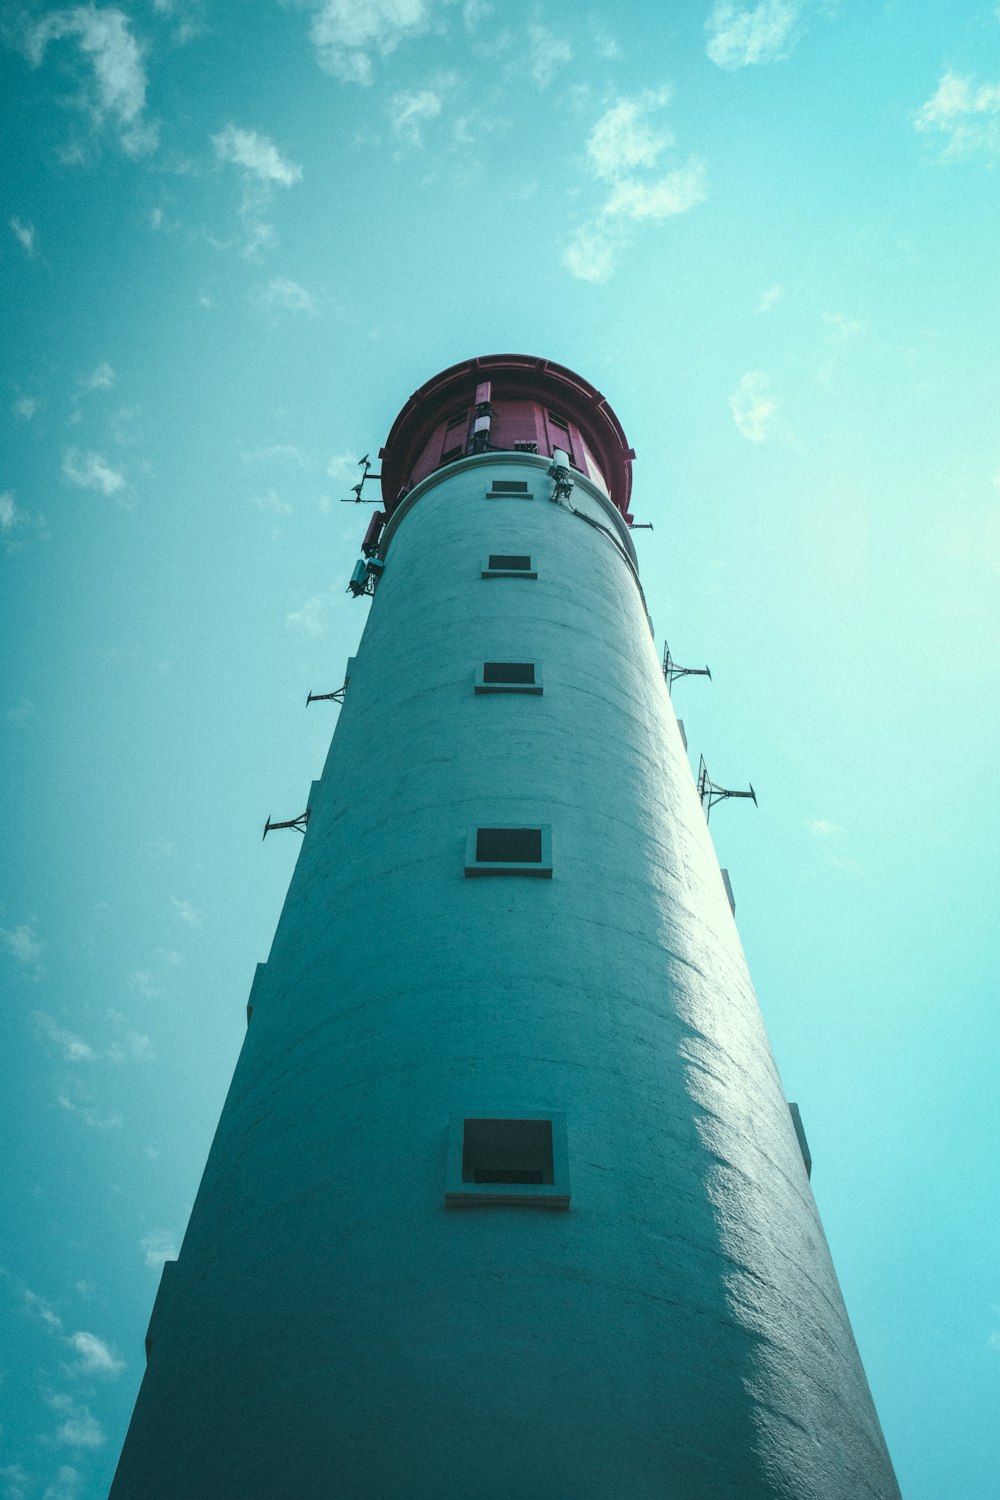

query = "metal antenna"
[697, 756, 756, 824]
[263, 809, 311, 840]
[340, 454, 382, 503]
[306, 682, 347, 706]
[663, 642, 712, 696]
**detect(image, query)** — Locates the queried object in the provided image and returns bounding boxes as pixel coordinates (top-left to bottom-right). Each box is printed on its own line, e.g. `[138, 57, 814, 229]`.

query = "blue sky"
[2, 1, 999, 1495]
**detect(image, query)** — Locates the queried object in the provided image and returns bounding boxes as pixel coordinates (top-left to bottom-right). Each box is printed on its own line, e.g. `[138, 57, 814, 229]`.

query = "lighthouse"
[109, 354, 900, 1498]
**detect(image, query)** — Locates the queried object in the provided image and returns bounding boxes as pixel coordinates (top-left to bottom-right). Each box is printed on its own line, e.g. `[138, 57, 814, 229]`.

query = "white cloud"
[286, 589, 338, 636]
[526, 23, 571, 89]
[24, 1287, 63, 1332]
[0, 493, 18, 533]
[42, 1467, 81, 1500]
[31, 1012, 96, 1063]
[57, 1095, 123, 1130]
[260, 276, 315, 314]
[567, 91, 706, 283]
[0, 492, 49, 552]
[914, 70, 1000, 161]
[253, 488, 293, 515]
[729, 371, 777, 442]
[822, 310, 867, 341]
[562, 226, 616, 284]
[14, 396, 38, 420]
[212, 124, 302, 185]
[2, 922, 42, 965]
[140, 1229, 178, 1267]
[45, 1394, 104, 1450]
[1, 1464, 34, 1500]
[169, 896, 202, 926]
[62, 449, 125, 497]
[757, 283, 782, 312]
[25, 7, 155, 154]
[586, 90, 673, 179]
[66, 1331, 124, 1375]
[809, 819, 844, 837]
[389, 88, 443, 147]
[706, 1, 801, 70]
[80, 361, 114, 390]
[127, 968, 159, 999]
[295, 0, 432, 85]
[10, 217, 35, 255]
[601, 160, 708, 220]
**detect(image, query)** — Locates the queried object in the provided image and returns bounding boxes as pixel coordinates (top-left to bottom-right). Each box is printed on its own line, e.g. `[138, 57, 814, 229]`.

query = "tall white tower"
[110, 355, 900, 1498]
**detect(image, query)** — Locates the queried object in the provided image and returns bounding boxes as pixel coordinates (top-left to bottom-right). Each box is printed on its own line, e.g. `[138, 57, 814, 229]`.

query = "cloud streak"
[62, 449, 126, 497]
[212, 124, 303, 185]
[295, 0, 433, 85]
[705, 1, 801, 70]
[730, 371, 777, 442]
[565, 90, 707, 282]
[25, 6, 156, 155]
[914, 71, 1000, 161]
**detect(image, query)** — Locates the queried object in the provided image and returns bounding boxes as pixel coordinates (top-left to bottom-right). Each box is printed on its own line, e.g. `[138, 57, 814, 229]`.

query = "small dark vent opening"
[483, 662, 535, 685]
[440, 445, 463, 466]
[488, 554, 531, 571]
[462, 1118, 554, 1186]
[490, 480, 530, 493]
[476, 827, 542, 863]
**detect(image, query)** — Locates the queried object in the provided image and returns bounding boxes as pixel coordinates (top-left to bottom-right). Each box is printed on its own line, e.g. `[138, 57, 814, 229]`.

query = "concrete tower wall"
[110, 446, 899, 1498]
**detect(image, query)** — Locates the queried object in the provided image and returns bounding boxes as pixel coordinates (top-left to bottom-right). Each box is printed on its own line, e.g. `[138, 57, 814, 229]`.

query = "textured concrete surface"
[110, 451, 901, 1499]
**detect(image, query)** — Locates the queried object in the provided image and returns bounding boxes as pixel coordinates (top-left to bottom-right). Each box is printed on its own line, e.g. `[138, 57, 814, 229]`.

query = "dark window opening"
[440, 445, 463, 466]
[490, 480, 530, 493]
[476, 827, 542, 864]
[513, 440, 538, 453]
[462, 1118, 554, 1187]
[483, 662, 535, 685]
[488, 554, 531, 571]
[445, 408, 468, 429]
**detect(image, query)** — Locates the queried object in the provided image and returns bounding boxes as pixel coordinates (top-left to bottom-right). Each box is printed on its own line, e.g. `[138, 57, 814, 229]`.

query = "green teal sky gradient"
[2, 3, 999, 1497]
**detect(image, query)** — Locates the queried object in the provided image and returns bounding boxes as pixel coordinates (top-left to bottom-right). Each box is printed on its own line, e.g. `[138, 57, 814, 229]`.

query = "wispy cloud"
[565, 90, 707, 283]
[25, 6, 156, 156]
[809, 819, 844, 838]
[212, 124, 302, 184]
[14, 396, 39, 420]
[389, 87, 444, 147]
[45, 1393, 104, 1450]
[25, 1287, 63, 1332]
[1, 1463, 35, 1500]
[729, 371, 777, 442]
[286, 589, 339, 636]
[757, 283, 782, 313]
[260, 276, 315, 314]
[705, 1, 801, 70]
[914, 71, 1000, 161]
[80, 361, 114, 391]
[169, 896, 202, 926]
[62, 449, 126, 497]
[57, 1094, 123, 1130]
[42, 1467, 81, 1500]
[10, 217, 36, 255]
[296, 0, 433, 85]
[526, 23, 571, 89]
[66, 1331, 124, 1376]
[0, 492, 50, 553]
[822, 310, 867, 342]
[31, 1011, 97, 1063]
[140, 1229, 178, 1267]
[2, 922, 43, 966]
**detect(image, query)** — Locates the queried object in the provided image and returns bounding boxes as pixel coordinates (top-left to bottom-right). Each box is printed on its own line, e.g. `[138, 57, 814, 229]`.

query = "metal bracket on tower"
[347, 557, 385, 597]
[629, 521, 653, 530]
[306, 681, 347, 706]
[663, 642, 712, 696]
[262, 809, 311, 840]
[697, 755, 756, 824]
[340, 454, 382, 503]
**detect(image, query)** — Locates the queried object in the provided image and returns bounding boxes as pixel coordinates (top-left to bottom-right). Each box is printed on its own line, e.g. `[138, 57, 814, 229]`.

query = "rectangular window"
[481, 554, 537, 578]
[546, 411, 575, 464]
[474, 661, 542, 695]
[439, 444, 463, 466]
[446, 1113, 570, 1207]
[489, 480, 530, 494]
[513, 440, 538, 453]
[465, 824, 552, 876]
